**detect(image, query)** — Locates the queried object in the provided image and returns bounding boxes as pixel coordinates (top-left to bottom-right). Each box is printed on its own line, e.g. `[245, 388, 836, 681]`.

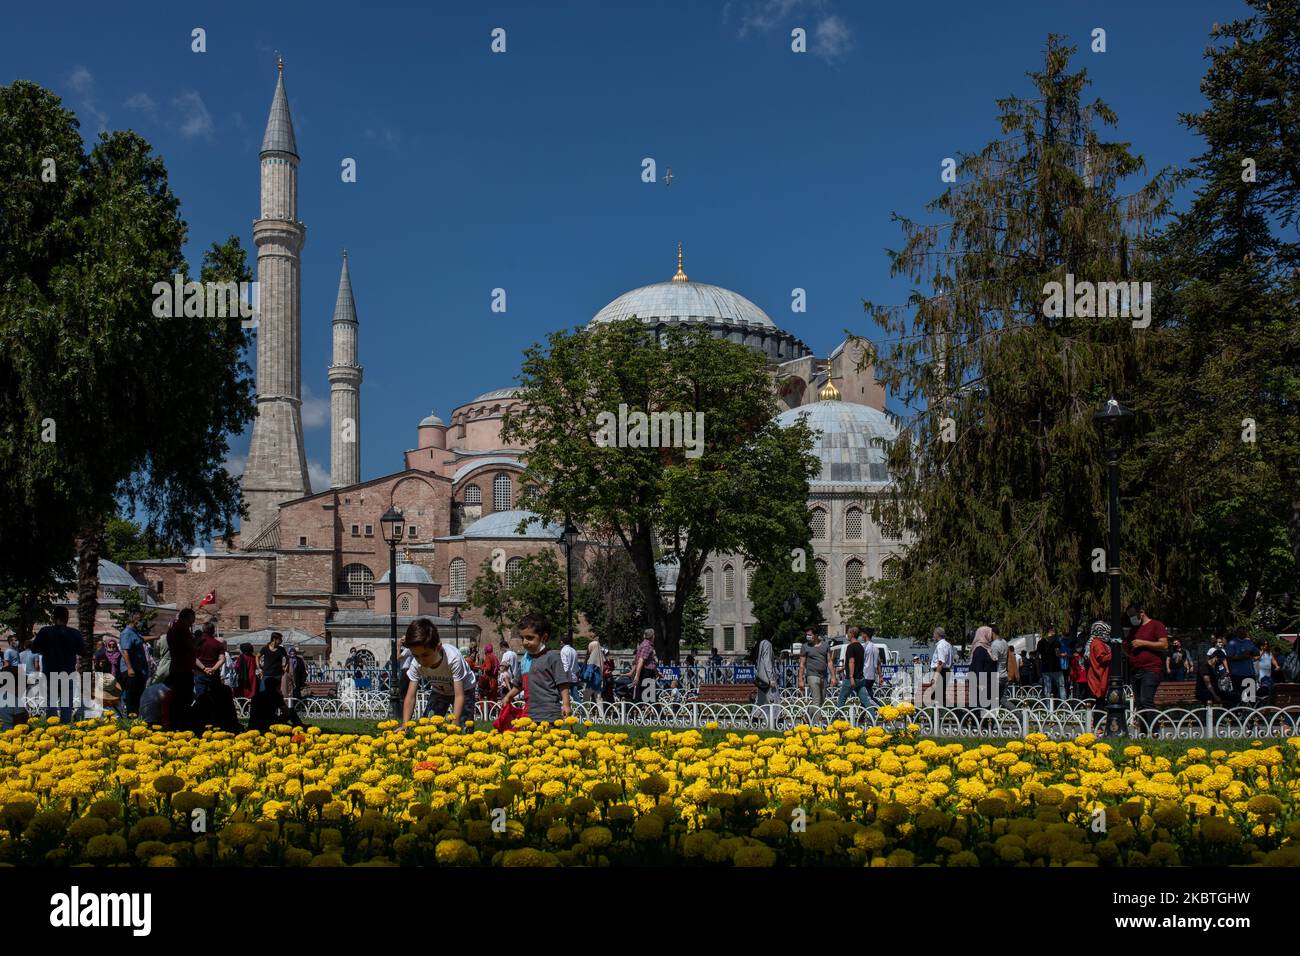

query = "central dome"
[590, 280, 776, 330]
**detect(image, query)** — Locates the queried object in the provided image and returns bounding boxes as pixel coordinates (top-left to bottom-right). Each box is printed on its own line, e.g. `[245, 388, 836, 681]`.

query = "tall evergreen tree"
[861, 36, 1174, 639]
[0, 82, 256, 656]
[1136, 1, 1300, 632]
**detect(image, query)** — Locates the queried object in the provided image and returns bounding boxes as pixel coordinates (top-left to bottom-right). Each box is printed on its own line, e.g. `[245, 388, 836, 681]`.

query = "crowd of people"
[0, 606, 313, 733]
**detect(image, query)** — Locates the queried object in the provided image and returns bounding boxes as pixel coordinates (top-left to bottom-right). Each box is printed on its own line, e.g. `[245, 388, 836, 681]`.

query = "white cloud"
[728, 0, 854, 62]
[125, 92, 156, 113]
[223, 451, 247, 478]
[813, 14, 853, 62]
[301, 384, 329, 429]
[66, 65, 108, 133]
[172, 90, 214, 140]
[308, 459, 331, 493]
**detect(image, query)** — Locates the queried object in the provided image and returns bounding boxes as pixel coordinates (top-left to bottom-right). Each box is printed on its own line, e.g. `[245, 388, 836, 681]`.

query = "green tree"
[1133, 2, 1300, 633]
[678, 584, 709, 656]
[466, 551, 568, 642]
[859, 36, 1174, 639]
[575, 541, 646, 648]
[502, 320, 819, 661]
[0, 82, 255, 662]
[102, 515, 161, 565]
[109, 587, 158, 637]
[748, 547, 824, 651]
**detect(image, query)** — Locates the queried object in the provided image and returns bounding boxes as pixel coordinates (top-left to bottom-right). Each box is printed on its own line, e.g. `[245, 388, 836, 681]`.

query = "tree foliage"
[859, 36, 1174, 640]
[0, 81, 256, 653]
[502, 320, 819, 660]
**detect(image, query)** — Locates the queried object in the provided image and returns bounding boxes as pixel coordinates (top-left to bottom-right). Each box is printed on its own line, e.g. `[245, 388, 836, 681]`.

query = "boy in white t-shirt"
[398, 618, 476, 728]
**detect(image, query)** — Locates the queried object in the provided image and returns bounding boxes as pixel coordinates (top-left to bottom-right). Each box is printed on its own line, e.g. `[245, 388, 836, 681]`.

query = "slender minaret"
[241, 57, 310, 544]
[329, 250, 362, 488]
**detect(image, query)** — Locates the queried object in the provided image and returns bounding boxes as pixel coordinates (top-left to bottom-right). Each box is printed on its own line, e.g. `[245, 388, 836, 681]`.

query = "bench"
[1268, 682, 1300, 707]
[695, 683, 757, 704]
[300, 681, 339, 699]
[1154, 681, 1199, 708]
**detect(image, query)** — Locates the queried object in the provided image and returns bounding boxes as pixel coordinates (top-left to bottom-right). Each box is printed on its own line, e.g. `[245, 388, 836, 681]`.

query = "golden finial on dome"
[819, 368, 842, 401]
[671, 241, 689, 283]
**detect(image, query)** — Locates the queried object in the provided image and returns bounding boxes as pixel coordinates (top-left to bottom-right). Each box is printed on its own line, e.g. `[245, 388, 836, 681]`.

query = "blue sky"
[4, 0, 1235, 497]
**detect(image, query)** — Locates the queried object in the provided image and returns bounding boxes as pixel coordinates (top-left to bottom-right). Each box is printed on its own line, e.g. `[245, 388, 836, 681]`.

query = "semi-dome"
[463, 509, 565, 540]
[377, 563, 433, 585]
[469, 387, 521, 404]
[775, 400, 898, 486]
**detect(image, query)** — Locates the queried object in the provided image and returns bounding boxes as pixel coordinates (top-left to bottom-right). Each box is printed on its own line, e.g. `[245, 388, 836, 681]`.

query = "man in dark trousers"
[33, 607, 84, 723]
[164, 608, 197, 731]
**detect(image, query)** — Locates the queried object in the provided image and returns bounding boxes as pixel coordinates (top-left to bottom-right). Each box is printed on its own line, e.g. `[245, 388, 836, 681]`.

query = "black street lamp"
[558, 516, 579, 644]
[450, 608, 462, 650]
[380, 506, 405, 720]
[1093, 397, 1134, 737]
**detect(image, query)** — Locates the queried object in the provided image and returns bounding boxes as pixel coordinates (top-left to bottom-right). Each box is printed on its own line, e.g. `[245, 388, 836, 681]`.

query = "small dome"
[377, 562, 433, 585]
[463, 509, 565, 540]
[419, 412, 445, 427]
[774, 400, 898, 486]
[97, 559, 145, 590]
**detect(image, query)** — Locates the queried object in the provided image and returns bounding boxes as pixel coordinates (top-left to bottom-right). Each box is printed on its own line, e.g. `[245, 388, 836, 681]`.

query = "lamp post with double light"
[1093, 397, 1134, 737]
[380, 506, 405, 720]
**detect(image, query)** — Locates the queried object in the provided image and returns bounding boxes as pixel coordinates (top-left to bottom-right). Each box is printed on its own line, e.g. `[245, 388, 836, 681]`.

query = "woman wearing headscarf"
[968, 626, 997, 711]
[1086, 621, 1113, 720]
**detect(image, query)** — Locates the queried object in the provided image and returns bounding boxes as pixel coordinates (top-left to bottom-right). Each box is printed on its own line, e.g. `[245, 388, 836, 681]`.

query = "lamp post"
[558, 516, 579, 644]
[380, 506, 405, 720]
[1093, 397, 1134, 737]
[450, 608, 462, 651]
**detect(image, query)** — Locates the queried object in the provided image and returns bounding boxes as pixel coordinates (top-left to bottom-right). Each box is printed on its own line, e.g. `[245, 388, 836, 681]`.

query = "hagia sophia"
[102, 64, 906, 665]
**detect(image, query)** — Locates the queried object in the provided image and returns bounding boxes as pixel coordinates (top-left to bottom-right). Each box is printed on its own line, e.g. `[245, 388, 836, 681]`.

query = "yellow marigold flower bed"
[0, 719, 1297, 866]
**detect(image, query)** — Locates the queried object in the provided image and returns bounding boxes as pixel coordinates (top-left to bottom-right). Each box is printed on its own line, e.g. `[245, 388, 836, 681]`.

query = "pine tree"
[1136, 1, 1300, 632]
[861, 35, 1174, 639]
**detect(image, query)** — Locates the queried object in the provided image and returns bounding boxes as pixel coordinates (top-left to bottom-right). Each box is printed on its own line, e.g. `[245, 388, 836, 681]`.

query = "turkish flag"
[198, 590, 216, 607]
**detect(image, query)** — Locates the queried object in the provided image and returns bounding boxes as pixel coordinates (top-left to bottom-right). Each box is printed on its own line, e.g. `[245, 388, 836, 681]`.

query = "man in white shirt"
[861, 628, 886, 702]
[559, 635, 582, 704]
[398, 618, 476, 727]
[931, 627, 954, 707]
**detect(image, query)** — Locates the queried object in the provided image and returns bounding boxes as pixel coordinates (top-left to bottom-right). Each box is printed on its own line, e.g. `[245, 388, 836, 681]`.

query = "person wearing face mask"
[1125, 602, 1168, 712]
[1167, 638, 1189, 682]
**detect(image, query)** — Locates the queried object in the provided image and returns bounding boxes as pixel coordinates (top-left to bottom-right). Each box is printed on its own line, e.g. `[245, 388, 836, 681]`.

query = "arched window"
[810, 507, 827, 539]
[882, 557, 901, 580]
[339, 563, 374, 597]
[845, 558, 865, 595]
[464, 484, 482, 505]
[723, 564, 735, 600]
[351, 648, 376, 668]
[702, 567, 714, 600]
[744, 562, 755, 595]
[845, 507, 864, 540]
[449, 558, 467, 598]
[493, 473, 513, 511]
[398, 594, 411, 612]
[505, 556, 523, 588]
[814, 559, 828, 594]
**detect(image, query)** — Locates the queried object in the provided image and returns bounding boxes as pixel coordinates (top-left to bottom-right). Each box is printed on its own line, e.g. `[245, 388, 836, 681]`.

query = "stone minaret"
[241, 58, 310, 544]
[329, 250, 362, 488]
